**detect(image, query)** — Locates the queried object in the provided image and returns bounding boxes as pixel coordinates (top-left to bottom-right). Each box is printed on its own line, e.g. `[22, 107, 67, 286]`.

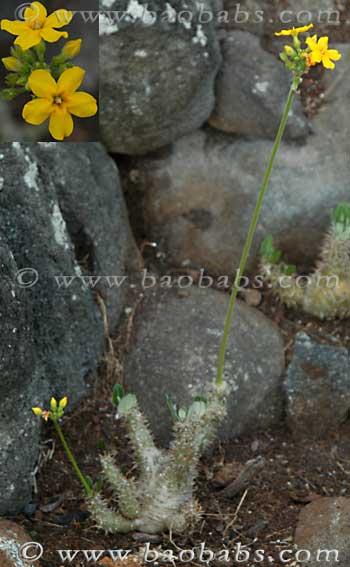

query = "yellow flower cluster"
[275, 23, 341, 75]
[32, 396, 68, 421]
[0, 2, 97, 141]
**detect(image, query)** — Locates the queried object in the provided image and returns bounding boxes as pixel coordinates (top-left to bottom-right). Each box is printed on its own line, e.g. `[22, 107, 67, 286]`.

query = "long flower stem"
[52, 418, 93, 497]
[216, 79, 300, 387]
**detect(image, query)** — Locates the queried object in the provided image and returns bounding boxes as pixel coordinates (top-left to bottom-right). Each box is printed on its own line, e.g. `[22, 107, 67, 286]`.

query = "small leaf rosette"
[0, 1, 98, 141]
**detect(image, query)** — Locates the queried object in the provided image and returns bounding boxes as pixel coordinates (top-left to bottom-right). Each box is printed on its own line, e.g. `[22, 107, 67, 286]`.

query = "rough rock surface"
[99, 0, 222, 154]
[210, 32, 308, 140]
[285, 333, 350, 438]
[124, 287, 285, 444]
[294, 498, 350, 567]
[0, 142, 140, 514]
[129, 45, 349, 275]
[0, 520, 40, 567]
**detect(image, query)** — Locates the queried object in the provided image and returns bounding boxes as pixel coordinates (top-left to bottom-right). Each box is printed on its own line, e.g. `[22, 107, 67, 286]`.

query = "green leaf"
[166, 394, 179, 421]
[118, 394, 137, 414]
[93, 478, 104, 494]
[112, 384, 124, 406]
[281, 264, 297, 276]
[187, 400, 207, 418]
[260, 236, 282, 264]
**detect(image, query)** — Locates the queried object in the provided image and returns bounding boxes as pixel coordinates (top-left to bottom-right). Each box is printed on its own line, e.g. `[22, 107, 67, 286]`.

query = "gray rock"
[294, 498, 350, 567]
[124, 287, 285, 444]
[210, 32, 308, 140]
[0, 142, 140, 514]
[0, 519, 38, 567]
[221, 0, 266, 36]
[278, 0, 336, 24]
[130, 47, 349, 275]
[99, 0, 222, 154]
[286, 333, 350, 438]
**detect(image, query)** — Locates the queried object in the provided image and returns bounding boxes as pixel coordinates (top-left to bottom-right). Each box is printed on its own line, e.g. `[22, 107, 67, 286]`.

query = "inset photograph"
[0, 0, 99, 141]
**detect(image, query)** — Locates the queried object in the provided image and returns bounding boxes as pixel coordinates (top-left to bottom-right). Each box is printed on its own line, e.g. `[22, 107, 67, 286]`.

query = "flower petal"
[322, 55, 335, 69]
[22, 98, 53, 125]
[327, 49, 342, 61]
[310, 51, 322, 64]
[24, 1, 47, 25]
[57, 66, 85, 96]
[40, 27, 68, 43]
[44, 9, 73, 29]
[28, 69, 57, 98]
[1, 19, 28, 35]
[14, 29, 41, 50]
[306, 35, 318, 50]
[49, 108, 74, 140]
[318, 36, 329, 51]
[66, 92, 98, 117]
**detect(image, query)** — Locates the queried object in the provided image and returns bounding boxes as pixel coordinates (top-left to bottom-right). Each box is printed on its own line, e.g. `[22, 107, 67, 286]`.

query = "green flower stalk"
[215, 22, 343, 388]
[32, 398, 94, 498]
[260, 203, 350, 320]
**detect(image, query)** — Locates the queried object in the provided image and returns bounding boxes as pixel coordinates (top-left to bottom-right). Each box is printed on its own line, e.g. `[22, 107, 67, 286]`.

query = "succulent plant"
[87, 384, 228, 534]
[260, 203, 350, 320]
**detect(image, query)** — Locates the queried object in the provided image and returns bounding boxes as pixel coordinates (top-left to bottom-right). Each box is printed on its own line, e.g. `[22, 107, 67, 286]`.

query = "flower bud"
[32, 407, 43, 416]
[50, 397, 57, 411]
[284, 45, 295, 56]
[2, 56, 22, 72]
[62, 39, 82, 58]
[59, 396, 68, 409]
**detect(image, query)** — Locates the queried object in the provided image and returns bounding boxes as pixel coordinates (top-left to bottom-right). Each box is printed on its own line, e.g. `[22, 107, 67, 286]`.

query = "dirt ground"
[7, 278, 349, 567]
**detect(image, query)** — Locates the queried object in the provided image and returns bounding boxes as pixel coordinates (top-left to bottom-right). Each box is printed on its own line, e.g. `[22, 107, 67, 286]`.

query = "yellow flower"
[32, 407, 43, 416]
[2, 56, 22, 71]
[50, 397, 57, 410]
[59, 396, 68, 409]
[1, 1, 72, 51]
[62, 39, 82, 58]
[306, 35, 342, 69]
[275, 23, 313, 37]
[23, 66, 98, 141]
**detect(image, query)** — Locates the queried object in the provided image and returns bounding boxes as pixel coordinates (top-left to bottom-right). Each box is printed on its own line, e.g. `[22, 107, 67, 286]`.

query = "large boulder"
[0, 142, 140, 514]
[99, 0, 222, 154]
[285, 333, 350, 438]
[210, 31, 308, 140]
[124, 287, 285, 444]
[295, 498, 350, 567]
[127, 44, 349, 275]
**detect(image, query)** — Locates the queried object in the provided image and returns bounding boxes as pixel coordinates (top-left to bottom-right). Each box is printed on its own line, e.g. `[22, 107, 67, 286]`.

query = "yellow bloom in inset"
[62, 39, 82, 58]
[306, 35, 342, 69]
[275, 23, 313, 37]
[23, 67, 98, 141]
[50, 397, 57, 410]
[1, 1, 72, 51]
[2, 56, 22, 71]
